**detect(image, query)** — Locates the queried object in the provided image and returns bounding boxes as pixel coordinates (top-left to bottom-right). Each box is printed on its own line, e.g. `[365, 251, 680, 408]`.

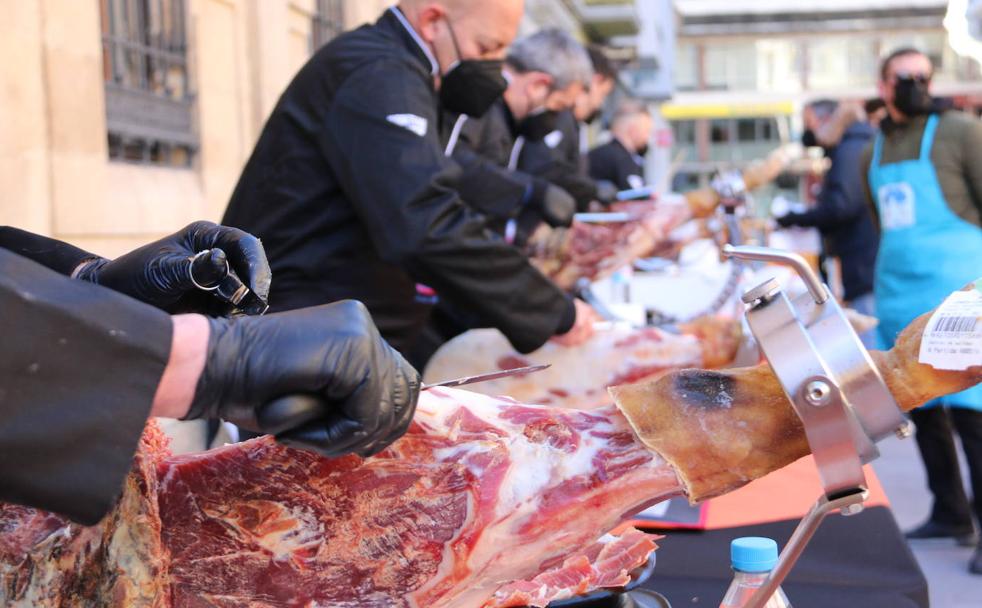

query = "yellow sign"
[661, 101, 795, 120]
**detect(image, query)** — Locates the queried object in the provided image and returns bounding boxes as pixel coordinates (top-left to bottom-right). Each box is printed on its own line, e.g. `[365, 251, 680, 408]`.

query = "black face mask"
[801, 129, 819, 148]
[893, 76, 933, 117]
[518, 108, 559, 141]
[438, 20, 507, 117]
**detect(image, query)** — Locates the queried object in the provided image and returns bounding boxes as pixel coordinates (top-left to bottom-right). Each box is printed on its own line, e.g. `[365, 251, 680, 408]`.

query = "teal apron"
[869, 114, 982, 410]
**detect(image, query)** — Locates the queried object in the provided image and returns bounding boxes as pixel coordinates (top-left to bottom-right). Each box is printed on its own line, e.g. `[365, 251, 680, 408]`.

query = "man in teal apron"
[863, 47, 982, 574]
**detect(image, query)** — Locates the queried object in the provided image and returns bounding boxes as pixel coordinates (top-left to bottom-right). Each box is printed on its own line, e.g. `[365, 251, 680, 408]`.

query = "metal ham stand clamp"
[711, 170, 749, 247]
[721, 244, 912, 608]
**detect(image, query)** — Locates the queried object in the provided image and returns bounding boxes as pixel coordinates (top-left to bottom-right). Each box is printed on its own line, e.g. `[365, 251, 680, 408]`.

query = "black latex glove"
[595, 180, 619, 206]
[530, 180, 576, 228]
[75, 221, 271, 314]
[775, 213, 798, 228]
[186, 300, 421, 458]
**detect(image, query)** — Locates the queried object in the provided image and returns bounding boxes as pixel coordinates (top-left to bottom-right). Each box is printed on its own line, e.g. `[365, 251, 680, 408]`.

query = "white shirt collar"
[389, 6, 439, 77]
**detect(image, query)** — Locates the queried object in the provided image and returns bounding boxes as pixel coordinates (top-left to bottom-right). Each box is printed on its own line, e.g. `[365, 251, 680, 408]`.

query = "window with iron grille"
[100, 0, 196, 167]
[311, 0, 345, 52]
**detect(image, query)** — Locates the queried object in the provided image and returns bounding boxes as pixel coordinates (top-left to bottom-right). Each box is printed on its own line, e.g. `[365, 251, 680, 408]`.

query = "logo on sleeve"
[544, 130, 564, 149]
[386, 113, 428, 137]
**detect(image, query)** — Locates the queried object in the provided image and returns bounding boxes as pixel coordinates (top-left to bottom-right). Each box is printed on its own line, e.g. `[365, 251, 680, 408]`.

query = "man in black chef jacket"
[0, 228, 418, 525]
[444, 28, 593, 243]
[517, 45, 620, 212]
[222, 1, 595, 359]
[588, 101, 653, 191]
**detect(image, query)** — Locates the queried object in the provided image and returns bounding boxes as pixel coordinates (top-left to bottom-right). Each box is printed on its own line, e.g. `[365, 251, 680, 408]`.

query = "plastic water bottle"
[719, 537, 792, 608]
[610, 266, 632, 304]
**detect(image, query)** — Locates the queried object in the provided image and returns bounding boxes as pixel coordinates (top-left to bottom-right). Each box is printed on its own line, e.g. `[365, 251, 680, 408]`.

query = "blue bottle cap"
[730, 537, 779, 573]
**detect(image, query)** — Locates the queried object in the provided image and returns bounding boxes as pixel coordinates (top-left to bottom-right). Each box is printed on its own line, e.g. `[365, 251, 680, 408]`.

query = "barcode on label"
[932, 315, 979, 333]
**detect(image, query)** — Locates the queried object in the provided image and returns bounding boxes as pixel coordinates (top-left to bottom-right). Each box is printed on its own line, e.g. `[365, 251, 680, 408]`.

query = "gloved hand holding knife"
[176, 300, 422, 458]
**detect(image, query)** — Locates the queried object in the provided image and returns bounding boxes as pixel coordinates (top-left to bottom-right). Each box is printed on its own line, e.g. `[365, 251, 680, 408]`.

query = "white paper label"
[918, 290, 982, 371]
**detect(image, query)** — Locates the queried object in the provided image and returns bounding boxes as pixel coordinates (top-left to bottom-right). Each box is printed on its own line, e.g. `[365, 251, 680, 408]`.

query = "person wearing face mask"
[588, 101, 653, 191]
[776, 99, 879, 348]
[516, 45, 621, 212]
[222, 2, 598, 363]
[407, 29, 594, 369]
[444, 29, 593, 244]
[859, 47, 982, 573]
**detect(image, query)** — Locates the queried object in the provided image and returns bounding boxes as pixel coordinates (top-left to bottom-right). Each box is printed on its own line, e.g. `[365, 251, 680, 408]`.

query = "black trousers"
[910, 406, 982, 526]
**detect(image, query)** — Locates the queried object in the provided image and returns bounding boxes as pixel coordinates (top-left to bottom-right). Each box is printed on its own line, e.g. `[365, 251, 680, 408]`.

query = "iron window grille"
[311, 0, 344, 52]
[101, 0, 196, 166]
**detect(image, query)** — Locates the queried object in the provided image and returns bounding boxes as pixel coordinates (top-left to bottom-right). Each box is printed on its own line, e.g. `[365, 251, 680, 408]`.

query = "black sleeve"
[519, 117, 600, 211]
[317, 59, 574, 353]
[780, 139, 869, 230]
[0, 226, 100, 276]
[0, 249, 171, 525]
[451, 116, 532, 221]
[589, 144, 637, 191]
[959, 114, 982, 224]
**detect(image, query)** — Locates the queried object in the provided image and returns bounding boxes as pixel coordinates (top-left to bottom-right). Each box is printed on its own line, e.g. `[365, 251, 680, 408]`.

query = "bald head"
[611, 100, 652, 154]
[399, 1, 524, 71]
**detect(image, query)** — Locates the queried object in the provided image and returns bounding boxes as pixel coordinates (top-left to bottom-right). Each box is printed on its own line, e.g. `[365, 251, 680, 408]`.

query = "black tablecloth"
[640, 506, 928, 608]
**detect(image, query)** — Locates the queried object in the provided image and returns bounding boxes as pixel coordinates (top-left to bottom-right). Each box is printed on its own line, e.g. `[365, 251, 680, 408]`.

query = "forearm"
[0, 226, 99, 276]
[151, 314, 209, 419]
[0, 250, 171, 524]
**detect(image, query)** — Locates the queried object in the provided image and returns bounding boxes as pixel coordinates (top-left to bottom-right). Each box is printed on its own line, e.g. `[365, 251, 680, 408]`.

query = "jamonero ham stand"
[721, 245, 913, 608]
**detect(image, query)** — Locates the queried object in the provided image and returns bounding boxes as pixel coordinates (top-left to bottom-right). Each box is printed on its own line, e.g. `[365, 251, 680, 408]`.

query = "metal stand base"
[743, 489, 869, 608]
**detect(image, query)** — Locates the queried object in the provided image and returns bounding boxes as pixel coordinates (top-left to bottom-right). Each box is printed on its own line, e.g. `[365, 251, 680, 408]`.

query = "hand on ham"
[552, 299, 598, 347]
[184, 300, 421, 458]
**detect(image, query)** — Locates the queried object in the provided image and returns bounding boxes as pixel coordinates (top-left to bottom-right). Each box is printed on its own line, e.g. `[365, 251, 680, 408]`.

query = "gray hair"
[807, 98, 839, 121]
[506, 29, 594, 90]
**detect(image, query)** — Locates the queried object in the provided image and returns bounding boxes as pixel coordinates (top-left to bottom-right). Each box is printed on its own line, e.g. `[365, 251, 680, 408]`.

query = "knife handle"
[257, 395, 329, 435]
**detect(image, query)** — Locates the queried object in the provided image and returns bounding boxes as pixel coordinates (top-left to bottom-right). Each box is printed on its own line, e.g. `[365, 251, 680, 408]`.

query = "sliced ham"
[528, 201, 692, 291]
[1, 390, 680, 607]
[423, 321, 739, 410]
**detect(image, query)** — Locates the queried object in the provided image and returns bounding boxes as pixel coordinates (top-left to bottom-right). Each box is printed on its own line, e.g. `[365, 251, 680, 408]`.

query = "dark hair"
[587, 45, 618, 81]
[880, 47, 932, 81]
[807, 98, 839, 120]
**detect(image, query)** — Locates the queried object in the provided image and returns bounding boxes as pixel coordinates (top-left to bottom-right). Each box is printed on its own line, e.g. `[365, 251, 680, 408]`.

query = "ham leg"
[610, 302, 982, 502]
[156, 389, 682, 608]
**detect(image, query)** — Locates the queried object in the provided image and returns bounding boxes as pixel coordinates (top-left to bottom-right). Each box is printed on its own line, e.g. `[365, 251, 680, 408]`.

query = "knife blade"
[573, 212, 634, 223]
[423, 364, 550, 390]
[255, 364, 551, 435]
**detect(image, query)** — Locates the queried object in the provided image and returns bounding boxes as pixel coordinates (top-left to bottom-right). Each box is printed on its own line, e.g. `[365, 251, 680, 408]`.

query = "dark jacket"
[221, 8, 573, 355]
[0, 248, 170, 525]
[779, 122, 879, 301]
[445, 100, 535, 225]
[518, 110, 601, 211]
[588, 139, 645, 191]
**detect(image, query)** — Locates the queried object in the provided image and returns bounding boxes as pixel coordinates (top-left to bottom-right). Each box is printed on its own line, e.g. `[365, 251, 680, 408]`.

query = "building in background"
[667, 0, 982, 191]
[525, 0, 678, 190]
[1, 0, 391, 257]
[3, 0, 674, 255]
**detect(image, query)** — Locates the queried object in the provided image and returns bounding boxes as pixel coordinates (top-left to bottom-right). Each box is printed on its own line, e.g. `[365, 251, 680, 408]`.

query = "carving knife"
[255, 364, 551, 434]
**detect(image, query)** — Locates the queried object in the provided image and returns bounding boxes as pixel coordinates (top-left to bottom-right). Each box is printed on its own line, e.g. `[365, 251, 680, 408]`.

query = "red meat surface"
[1, 390, 682, 607]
